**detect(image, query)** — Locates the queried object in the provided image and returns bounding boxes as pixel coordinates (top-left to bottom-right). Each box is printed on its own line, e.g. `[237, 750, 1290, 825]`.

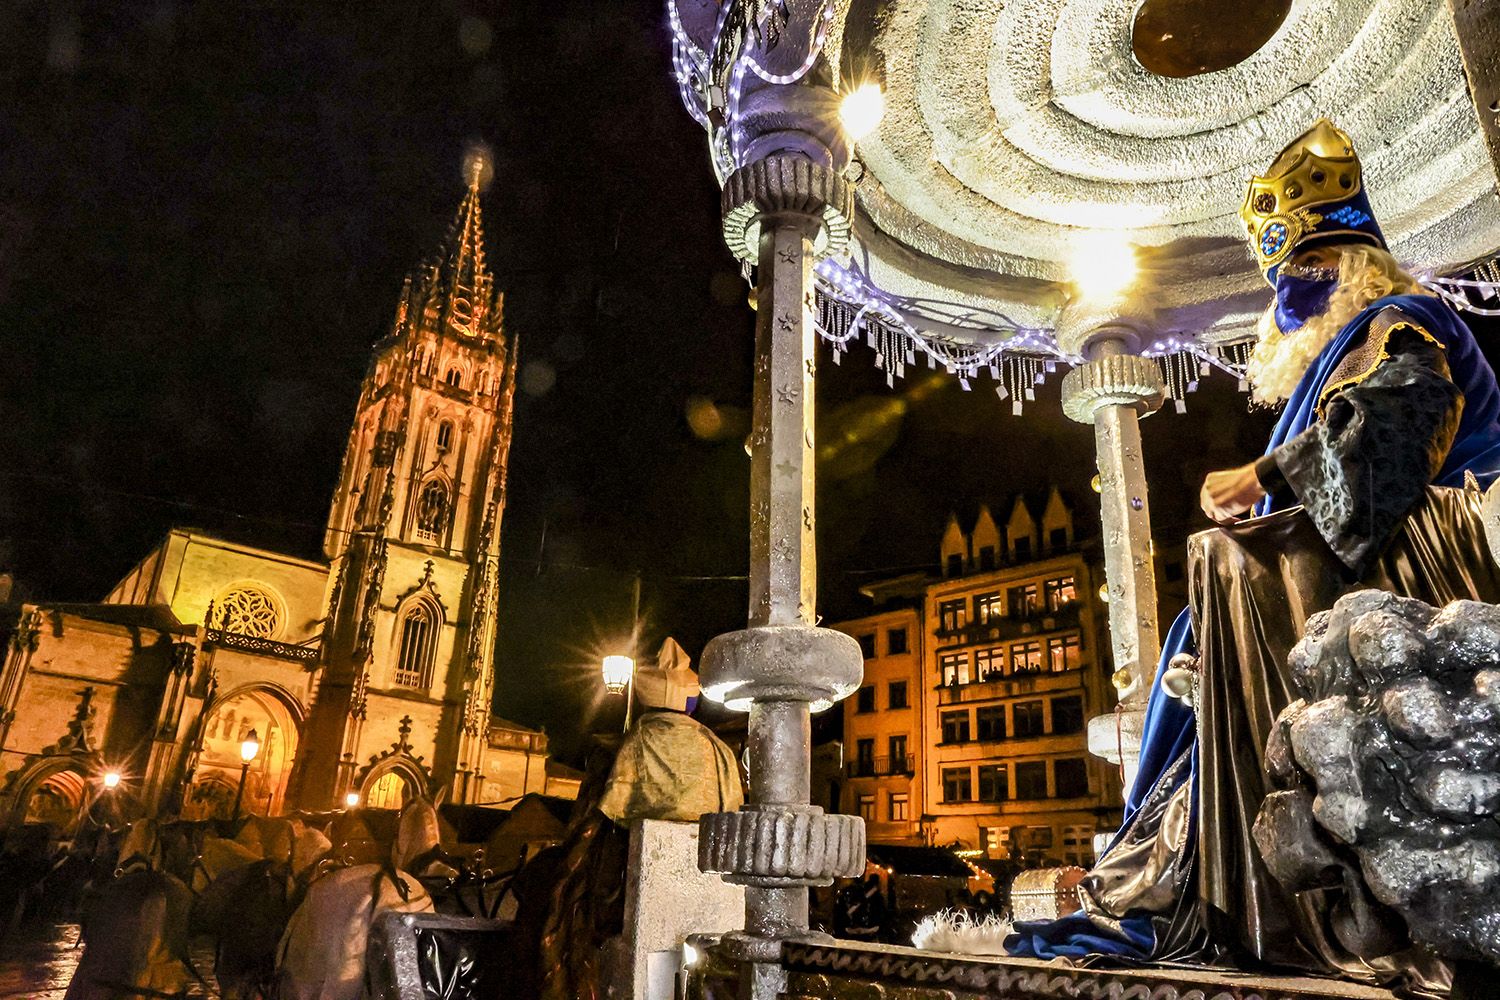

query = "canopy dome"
[669, 0, 1500, 360]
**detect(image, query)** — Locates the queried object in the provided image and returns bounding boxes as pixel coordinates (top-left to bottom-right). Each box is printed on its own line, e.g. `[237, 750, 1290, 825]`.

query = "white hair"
[1246, 245, 1431, 406]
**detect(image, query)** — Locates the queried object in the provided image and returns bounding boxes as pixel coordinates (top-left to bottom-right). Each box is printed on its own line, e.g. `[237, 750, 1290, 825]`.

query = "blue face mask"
[1274, 271, 1337, 333]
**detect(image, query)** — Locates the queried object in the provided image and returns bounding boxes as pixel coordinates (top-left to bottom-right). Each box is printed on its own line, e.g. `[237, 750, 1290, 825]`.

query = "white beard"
[1244, 305, 1343, 406]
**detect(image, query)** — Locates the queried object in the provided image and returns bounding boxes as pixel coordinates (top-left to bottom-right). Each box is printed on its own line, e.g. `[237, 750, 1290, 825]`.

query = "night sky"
[0, 1, 1314, 761]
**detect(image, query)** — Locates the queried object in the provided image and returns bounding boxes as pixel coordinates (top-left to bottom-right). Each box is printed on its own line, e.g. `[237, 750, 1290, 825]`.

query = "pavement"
[0, 922, 219, 1000]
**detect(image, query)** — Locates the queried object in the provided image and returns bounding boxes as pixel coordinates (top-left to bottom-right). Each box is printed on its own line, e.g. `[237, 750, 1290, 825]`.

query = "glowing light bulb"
[1098, 583, 1111, 603]
[345, 792, 361, 808]
[839, 82, 884, 141]
[602, 655, 635, 694]
[1090, 473, 1102, 494]
[102, 772, 121, 789]
[1068, 232, 1137, 301]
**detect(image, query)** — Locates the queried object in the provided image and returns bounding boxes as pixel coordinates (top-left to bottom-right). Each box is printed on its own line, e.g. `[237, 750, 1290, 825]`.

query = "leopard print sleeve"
[1268, 310, 1463, 576]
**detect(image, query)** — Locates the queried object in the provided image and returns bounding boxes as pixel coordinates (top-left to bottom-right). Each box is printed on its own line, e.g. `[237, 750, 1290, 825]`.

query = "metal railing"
[847, 755, 915, 778]
[203, 627, 321, 664]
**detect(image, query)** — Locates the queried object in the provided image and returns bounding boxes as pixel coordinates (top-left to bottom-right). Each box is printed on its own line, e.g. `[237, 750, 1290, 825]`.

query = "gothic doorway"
[186, 685, 303, 819]
[364, 771, 412, 810]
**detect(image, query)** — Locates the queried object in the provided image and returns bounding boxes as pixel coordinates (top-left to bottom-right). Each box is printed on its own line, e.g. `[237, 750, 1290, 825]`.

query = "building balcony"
[934, 665, 1085, 704]
[203, 627, 321, 664]
[934, 602, 1084, 643]
[847, 755, 916, 779]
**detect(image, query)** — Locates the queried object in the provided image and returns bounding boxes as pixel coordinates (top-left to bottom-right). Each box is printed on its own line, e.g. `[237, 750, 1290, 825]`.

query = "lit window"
[857, 794, 876, 821]
[889, 792, 910, 821]
[365, 771, 409, 810]
[1044, 576, 1077, 612]
[394, 603, 438, 688]
[1011, 640, 1043, 674]
[416, 480, 449, 540]
[1063, 825, 1096, 867]
[942, 767, 972, 803]
[975, 592, 1003, 624]
[1007, 584, 1039, 618]
[1048, 634, 1082, 672]
[939, 651, 969, 686]
[436, 421, 454, 451]
[974, 646, 1004, 681]
[938, 599, 967, 632]
[445, 367, 464, 387]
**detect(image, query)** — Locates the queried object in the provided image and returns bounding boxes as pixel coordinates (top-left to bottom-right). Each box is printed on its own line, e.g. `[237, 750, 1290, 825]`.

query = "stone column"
[1061, 326, 1164, 795]
[697, 156, 866, 999]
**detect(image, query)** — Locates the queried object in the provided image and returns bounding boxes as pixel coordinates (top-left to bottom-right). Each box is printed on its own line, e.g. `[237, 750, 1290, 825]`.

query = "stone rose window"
[215, 585, 281, 638]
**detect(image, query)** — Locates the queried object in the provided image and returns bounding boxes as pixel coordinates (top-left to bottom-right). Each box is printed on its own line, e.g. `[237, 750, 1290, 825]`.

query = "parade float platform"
[695, 938, 1399, 1000]
[779, 939, 1398, 1000]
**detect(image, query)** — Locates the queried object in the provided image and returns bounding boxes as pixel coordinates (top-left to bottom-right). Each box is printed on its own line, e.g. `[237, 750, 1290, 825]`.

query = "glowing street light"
[101, 771, 121, 790]
[232, 728, 260, 823]
[839, 82, 885, 141]
[345, 791, 361, 809]
[603, 654, 636, 732]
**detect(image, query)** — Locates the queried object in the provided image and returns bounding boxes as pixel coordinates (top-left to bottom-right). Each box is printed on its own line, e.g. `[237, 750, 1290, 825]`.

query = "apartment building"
[830, 488, 1125, 865]
[924, 489, 1122, 865]
[834, 594, 924, 845]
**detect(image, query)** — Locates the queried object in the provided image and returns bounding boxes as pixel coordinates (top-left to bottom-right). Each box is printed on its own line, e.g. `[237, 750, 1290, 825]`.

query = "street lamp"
[101, 771, 121, 790]
[345, 791, 361, 809]
[232, 728, 260, 822]
[602, 654, 636, 731]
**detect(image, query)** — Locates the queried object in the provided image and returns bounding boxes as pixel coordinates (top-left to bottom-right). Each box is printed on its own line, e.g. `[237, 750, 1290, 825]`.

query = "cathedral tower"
[292, 152, 517, 809]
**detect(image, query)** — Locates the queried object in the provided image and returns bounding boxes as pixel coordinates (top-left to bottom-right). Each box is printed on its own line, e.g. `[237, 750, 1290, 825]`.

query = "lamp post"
[602, 655, 636, 732]
[232, 728, 260, 822]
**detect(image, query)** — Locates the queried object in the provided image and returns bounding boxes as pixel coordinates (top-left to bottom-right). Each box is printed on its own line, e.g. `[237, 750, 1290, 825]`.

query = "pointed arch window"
[416, 480, 449, 542]
[394, 602, 438, 688]
[436, 420, 454, 452]
[445, 367, 464, 387]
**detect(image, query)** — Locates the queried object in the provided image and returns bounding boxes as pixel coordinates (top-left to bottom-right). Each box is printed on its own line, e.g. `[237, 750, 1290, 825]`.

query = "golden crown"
[1240, 119, 1383, 280]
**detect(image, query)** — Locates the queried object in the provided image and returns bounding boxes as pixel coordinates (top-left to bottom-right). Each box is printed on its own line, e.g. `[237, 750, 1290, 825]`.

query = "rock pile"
[1255, 590, 1500, 963]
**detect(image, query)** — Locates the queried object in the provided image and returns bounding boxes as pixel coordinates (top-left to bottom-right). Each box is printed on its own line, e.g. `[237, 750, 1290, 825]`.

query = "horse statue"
[64, 819, 201, 1000]
[273, 791, 447, 1000]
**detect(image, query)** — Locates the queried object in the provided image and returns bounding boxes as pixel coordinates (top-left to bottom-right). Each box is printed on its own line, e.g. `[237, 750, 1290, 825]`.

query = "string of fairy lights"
[668, 0, 1500, 415]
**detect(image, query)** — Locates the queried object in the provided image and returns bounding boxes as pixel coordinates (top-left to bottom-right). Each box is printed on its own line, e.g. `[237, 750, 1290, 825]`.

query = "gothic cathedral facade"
[0, 161, 576, 830]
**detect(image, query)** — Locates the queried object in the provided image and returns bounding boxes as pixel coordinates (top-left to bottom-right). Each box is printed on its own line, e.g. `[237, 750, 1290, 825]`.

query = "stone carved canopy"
[671, 0, 1500, 358]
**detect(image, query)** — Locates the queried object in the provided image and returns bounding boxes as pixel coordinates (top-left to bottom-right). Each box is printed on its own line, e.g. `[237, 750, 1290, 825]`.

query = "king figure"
[1009, 120, 1500, 995]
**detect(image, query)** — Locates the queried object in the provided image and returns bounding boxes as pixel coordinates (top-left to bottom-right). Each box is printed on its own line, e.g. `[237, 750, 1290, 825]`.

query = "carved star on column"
[777, 313, 795, 334]
[777, 246, 797, 265]
[775, 459, 797, 479]
[776, 383, 799, 403]
[804, 359, 816, 378]
[773, 537, 796, 562]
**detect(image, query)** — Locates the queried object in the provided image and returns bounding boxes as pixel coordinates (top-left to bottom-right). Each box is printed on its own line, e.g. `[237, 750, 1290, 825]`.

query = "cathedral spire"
[426, 146, 501, 339]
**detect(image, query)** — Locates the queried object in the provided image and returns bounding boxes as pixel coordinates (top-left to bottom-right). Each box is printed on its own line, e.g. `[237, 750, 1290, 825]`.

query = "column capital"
[721, 156, 852, 264]
[1060, 354, 1166, 424]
